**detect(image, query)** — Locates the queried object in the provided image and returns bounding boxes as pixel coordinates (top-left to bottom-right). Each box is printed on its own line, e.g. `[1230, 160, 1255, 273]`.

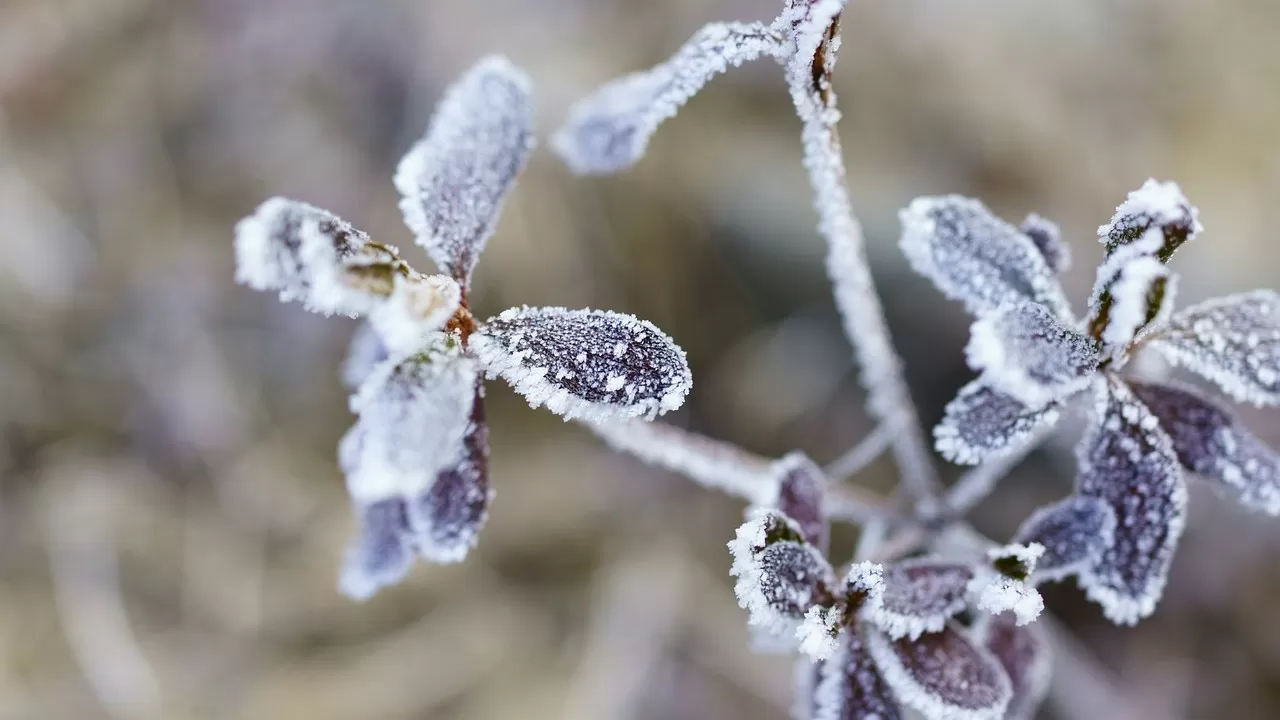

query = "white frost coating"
[339, 498, 413, 601]
[863, 559, 972, 641]
[341, 345, 478, 503]
[867, 625, 1011, 720]
[1019, 213, 1070, 273]
[729, 510, 835, 636]
[797, 605, 842, 661]
[1076, 378, 1187, 625]
[394, 55, 534, 284]
[234, 197, 395, 316]
[1151, 290, 1280, 406]
[367, 274, 461, 357]
[585, 418, 774, 503]
[471, 306, 692, 422]
[784, 0, 940, 503]
[934, 380, 1061, 465]
[553, 22, 783, 175]
[965, 303, 1098, 408]
[1091, 253, 1175, 364]
[898, 196, 1072, 321]
[342, 322, 389, 391]
[1097, 178, 1202, 250]
[969, 544, 1046, 627]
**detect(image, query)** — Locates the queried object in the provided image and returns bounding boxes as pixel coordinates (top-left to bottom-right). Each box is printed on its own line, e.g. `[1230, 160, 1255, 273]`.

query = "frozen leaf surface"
[342, 322, 389, 391]
[341, 344, 478, 504]
[367, 274, 461, 357]
[1130, 381, 1280, 515]
[969, 544, 1044, 626]
[868, 624, 1011, 720]
[975, 613, 1050, 720]
[1019, 213, 1070, 273]
[553, 22, 782, 175]
[234, 197, 401, 316]
[1013, 495, 1116, 584]
[339, 498, 414, 601]
[899, 196, 1071, 320]
[934, 380, 1060, 465]
[966, 302, 1098, 407]
[1097, 179, 1200, 261]
[1076, 379, 1186, 624]
[814, 629, 902, 720]
[774, 452, 829, 550]
[1088, 254, 1176, 364]
[730, 511, 835, 635]
[394, 56, 533, 284]
[1151, 290, 1280, 406]
[471, 306, 691, 421]
[865, 559, 973, 640]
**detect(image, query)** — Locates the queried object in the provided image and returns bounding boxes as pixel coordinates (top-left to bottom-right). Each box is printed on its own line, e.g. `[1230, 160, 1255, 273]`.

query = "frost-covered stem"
[944, 429, 1050, 517]
[823, 418, 896, 482]
[783, 8, 941, 509]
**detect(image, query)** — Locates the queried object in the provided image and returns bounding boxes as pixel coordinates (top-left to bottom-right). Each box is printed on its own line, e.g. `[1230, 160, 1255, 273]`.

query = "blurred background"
[1, 0, 1279, 718]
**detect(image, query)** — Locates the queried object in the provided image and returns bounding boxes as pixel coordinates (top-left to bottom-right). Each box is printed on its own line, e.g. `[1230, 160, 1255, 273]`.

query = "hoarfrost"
[367, 274, 461, 357]
[1098, 179, 1201, 260]
[867, 624, 1011, 720]
[394, 55, 534, 285]
[974, 613, 1050, 720]
[1019, 213, 1070, 273]
[342, 322, 389, 391]
[339, 497, 414, 601]
[774, 451, 830, 550]
[1130, 381, 1280, 515]
[1076, 379, 1186, 624]
[553, 22, 783, 175]
[965, 302, 1098, 407]
[730, 510, 835, 636]
[969, 547, 1045, 626]
[898, 196, 1071, 320]
[1013, 495, 1116, 584]
[1150, 290, 1280, 406]
[864, 559, 973, 641]
[471, 306, 692, 421]
[814, 629, 902, 720]
[1088, 253, 1176, 364]
[798, 605, 844, 661]
[934, 380, 1061, 465]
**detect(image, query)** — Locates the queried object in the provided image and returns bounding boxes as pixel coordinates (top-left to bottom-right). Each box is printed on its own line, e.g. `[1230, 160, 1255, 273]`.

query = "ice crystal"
[553, 22, 783, 175]
[965, 302, 1098, 407]
[1013, 495, 1116, 584]
[898, 196, 1071, 320]
[798, 605, 844, 662]
[866, 624, 1011, 720]
[1130, 381, 1280, 515]
[814, 629, 902, 720]
[974, 613, 1050, 720]
[1019, 213, 1070, 273]
[864, 559, 973, 641]
[394, 55, 533, 285]
[1076, 379, 1186, 624]
[471, 306, 691, 422]
[1151, 290, 1280, 406]
[934, 380, 1060, 465]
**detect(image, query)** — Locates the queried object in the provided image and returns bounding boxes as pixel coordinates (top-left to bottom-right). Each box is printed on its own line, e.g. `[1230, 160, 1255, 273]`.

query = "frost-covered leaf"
[234, 197, 405, 316]
[974, 613, 1050, 720]
[1097, 179, 1201, 261]
[1012, 495, 1116, 584]
[898, 196, 1071, 320]
[342, 322, 389, 391]
[339, 497, 414, 601]
[798, 605, 845, 661]
[867, 624, 1011, 720]
[1130, 381, 1280, 515]
[367, 274, 461, 356]
[774, 451, 829, 550]
[969, 544, 1045, 626]
[1076, 379, 1186, 624]
[394, 56, 533, 284]
[472, 306, 691, 421]
[934, 380, 1061, 465]
[553, 22, 782, 175]
[406, 382, 492, 562]
[1019, 213, 1070, 273]
[1150, 290, 1280, 406]
[966, 302, 1098, 407]
[814, 629, 902, 720]
[1087, 254, 1177, 364]
[341, 342, 478, 504]
[730, 510, 836, 635]
[864, 559, 973, 640]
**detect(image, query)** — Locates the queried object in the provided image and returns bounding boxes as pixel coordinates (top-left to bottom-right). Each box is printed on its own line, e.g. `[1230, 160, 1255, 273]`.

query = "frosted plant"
[903, 180, 1280, 623]
[235, 56, 692, 600]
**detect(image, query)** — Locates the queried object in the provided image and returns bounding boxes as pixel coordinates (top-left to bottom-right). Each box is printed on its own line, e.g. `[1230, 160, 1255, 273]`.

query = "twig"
[944, 428, 1051, 517]
[823, 418, 896, 483]
[780, 4, 941, 509]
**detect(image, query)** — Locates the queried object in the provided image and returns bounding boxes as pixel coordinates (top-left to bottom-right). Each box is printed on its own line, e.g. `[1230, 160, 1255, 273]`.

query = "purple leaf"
[966, 302, 1098, 407]
[1076, 378, 1186, 624]
[472, 306, 691, 421]
[864, 559, 973, 640]
[975, 613, 1051, 720]
[730, 510, 835, 636]
[339, 498, 414, 601]
[1150, 290, 1280, 407]
[774, 452, 829, 551]
[1013, 495, 1116, 584]
[814, 629, 903, 720]
[1097, 179, 1200, 261]
[868, 624, 1012, 720]
[1019, 213, 1070, 273]
[394, 56, 534, 285]
[934, 380, 1061, 465]
[898, 195, 1072, 320]
[1129, 380, 1280, 515]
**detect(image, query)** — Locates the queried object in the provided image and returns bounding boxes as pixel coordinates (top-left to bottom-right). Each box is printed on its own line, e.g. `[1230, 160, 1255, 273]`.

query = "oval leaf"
[1097, 179, 1200, 261]
[773, 451, 829, 551]
[868, 624, 1012, 720]
[394, 55, 534, 285]
[1019, 213, 1070, 273]
[863, 559, 973, 640]
[966, 302, 1098, 407]
[934, 380, 1061, 465]
[814, 629, 903, 720]
[1013, 495, 1116, 584]
[1150, 290, 1280, 406]
[472, 306, 691, 421]
[729, 510, 835, 637]
[339, 497, 414, 601]
[974, 613, 1051, 720]
[1087, 254, 1177, 364]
